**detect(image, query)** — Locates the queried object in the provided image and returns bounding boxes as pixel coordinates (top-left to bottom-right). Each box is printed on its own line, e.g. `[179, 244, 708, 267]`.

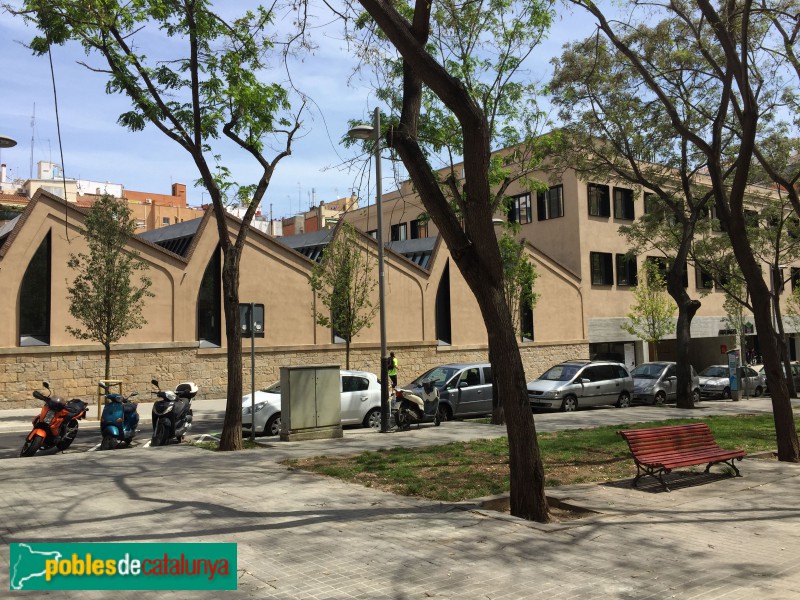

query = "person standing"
[388, 351, 398, 388]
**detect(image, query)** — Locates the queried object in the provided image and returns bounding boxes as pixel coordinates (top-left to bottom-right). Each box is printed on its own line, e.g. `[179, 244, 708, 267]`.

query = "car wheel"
[264, 413, 281, 437]
[754, 386, 763, 397]
[723, 387, 731, 399]
[561, 396, 578, 412]
[437, 404, 453, 422]
[653, 391, 667, 406]
[616, 391, 631, 408]
[692, 389, 701, 404]
[363, 408, 382, 431]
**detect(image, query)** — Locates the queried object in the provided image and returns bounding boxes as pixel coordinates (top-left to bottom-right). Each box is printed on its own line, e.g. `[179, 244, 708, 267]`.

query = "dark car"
[402, 363, 493, 421]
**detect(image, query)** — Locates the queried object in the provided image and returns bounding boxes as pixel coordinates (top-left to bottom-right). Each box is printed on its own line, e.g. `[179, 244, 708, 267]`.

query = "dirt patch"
[747, 451, 778, 461]
[476, 495, 597, 523]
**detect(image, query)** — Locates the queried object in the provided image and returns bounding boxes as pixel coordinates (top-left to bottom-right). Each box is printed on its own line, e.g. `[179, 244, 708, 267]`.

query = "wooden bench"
[618, 423, 746, 491]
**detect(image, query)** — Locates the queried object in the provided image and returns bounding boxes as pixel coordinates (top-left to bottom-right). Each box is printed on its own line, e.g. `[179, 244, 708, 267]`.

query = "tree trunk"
[727, 226, 800, 461]
[489, 345, 505, 425]
[774, 307, 796, 398]
[218, 247, 244, 451]
[671, 295, 701, 409]
[345, 339, 351, 370]
[104, 343, 111, 382]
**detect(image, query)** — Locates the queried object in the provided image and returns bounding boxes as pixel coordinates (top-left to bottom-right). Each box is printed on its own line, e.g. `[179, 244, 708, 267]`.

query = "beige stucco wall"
[0, 340, 589, 409]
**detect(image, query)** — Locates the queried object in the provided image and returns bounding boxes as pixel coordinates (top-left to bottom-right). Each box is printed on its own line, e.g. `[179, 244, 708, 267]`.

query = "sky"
[0, 2, 600, 220]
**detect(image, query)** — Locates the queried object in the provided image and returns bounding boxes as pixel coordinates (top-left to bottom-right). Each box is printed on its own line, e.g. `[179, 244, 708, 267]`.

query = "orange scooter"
[20, 382, 89, 457]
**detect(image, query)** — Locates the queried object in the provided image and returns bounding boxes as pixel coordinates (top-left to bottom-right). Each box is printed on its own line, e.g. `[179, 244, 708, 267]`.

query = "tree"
[310, 223, 378, 369]
[721, 280, 753, 365]
[66, 195, 154, 381]
[351, 0, 554, 521]
[21, 1, 304, 450]
[492, 231, 539, 424]
[565, 0, 799, 461]
[620, 260, 676, 360]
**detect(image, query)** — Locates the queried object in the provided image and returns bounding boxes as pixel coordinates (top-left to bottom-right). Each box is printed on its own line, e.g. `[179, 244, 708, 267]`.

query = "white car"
[241, 370, 383, 436]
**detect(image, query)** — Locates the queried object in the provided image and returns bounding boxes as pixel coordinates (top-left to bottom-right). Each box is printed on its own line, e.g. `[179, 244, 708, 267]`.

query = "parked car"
[698, 365, 764, 399]
[402, 363, 493, 421]
[526, 360, 634, 412]
[242, 370, 382, 436]
[757, 362, 800, 394]
[631, 362, 701, 405]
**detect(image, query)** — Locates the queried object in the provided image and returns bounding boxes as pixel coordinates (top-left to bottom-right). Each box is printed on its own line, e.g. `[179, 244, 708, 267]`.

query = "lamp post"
[0, 135, 17, 148]
[348, 108, 389, 433]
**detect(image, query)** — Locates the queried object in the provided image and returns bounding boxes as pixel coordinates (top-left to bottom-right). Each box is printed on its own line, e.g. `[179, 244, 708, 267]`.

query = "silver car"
[698, 365, 764, 399]
[527, 360, 634, 412]
[631, 362, 701, 405]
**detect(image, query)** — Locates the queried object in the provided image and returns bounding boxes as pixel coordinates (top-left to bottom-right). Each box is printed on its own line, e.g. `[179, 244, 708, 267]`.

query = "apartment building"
[344, 162, 799, 370]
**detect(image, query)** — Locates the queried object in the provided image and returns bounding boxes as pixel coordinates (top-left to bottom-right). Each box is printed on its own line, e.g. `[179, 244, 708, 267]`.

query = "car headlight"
[254, 402, 269, 413]
[544, 390, 560, 398]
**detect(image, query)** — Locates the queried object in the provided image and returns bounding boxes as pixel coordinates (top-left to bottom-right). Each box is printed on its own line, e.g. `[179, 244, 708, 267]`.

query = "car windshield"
[631, 364, 666, 379]
[538, 364, 580, 382]
[259, 382, 280, 394]
[409, 366, 459, 389]
[700, 366, 728, 378]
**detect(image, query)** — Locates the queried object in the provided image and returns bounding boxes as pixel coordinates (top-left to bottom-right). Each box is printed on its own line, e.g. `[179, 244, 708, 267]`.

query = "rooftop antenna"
[297, 182, 301, 215]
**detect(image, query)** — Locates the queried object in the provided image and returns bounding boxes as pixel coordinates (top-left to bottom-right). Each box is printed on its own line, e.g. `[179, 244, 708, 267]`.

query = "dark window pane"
[591, 252, 613, 285]
[613, 188, 634, 220]
[20, 232, 51, 345]
[588, 183, 610, 217]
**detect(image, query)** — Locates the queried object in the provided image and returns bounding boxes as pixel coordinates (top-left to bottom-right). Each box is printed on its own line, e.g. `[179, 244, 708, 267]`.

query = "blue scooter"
[99, 383, 139, 450]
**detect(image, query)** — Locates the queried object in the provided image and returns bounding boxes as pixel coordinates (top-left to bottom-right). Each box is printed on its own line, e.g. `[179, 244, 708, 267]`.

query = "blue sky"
[0, 3, 599, 220]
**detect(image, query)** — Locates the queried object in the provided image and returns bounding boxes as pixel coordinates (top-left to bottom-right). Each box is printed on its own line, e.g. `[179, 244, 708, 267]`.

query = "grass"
[285, 414, 780, 501]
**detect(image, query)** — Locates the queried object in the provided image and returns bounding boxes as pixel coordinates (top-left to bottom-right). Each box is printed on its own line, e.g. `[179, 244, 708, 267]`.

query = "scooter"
[20, 382, 89, 457]
[150, 379, 198, 446]
[99, 383, 140, 450]
[394, 382, 441, 431]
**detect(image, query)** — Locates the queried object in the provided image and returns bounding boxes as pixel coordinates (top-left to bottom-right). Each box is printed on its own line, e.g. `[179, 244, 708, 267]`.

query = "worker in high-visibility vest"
[388, 351, 398, 389]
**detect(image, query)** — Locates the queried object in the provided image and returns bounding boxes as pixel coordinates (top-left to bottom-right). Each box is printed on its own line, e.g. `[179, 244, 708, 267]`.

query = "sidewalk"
[1, 400, 799, 598]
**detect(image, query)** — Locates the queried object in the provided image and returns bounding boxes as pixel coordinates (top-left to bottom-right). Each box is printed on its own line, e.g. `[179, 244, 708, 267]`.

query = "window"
[342, 376, 369, 392]
[537, 185, 564, 220]
[695, 267, 714, 289]
[390, 223, 407, 241]
[588, 183, 610, 217]
[590, 252, 613, 285]
[135, 219, 146, 229]
[644, 193, 660, 215]
[772, 266, 785, 294]
[613, 188, 635, 220]
[161, 217, 170, 226]
[647, 256, 688, 287]
[410, 218, 428, 239]
[197, 248, 221, 347]
[435, 261, 451, 344]
[367, 229, 377, 239]
[616, 254, 638, 286]
[20, 232, 51, 346]
[508, 193, 532, 224]
[458, 368, 481, 387]
[791, 268, 800, 291]
[482, 367, 493, 386]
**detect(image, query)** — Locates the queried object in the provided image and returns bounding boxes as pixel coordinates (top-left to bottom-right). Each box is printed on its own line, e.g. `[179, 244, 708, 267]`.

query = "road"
[0, 394, 784, 460]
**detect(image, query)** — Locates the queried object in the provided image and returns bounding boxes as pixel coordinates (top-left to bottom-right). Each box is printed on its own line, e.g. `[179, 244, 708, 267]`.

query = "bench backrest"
[618, 423, 719, 456]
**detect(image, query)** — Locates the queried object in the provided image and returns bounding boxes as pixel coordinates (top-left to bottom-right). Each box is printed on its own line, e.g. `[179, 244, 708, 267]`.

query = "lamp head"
[0, 135, 17, 149]
[347, 124, 375, 140]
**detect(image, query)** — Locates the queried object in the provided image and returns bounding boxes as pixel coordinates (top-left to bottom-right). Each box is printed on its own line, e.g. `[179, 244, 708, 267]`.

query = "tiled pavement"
[1, 398, 799, 598]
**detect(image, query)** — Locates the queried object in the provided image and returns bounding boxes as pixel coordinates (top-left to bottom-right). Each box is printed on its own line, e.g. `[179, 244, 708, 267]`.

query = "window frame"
[390, 223, 407, 241]
[590, 251, 614, 286]
[537, 185, 564, 221]
[615, 254, 638, 287]
[508, 193, 533, 225]
[588, 183, 611, 218]
[613, 187, 635, 220]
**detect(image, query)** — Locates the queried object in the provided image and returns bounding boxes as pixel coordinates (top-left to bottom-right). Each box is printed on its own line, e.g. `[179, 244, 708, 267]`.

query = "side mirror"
[151, 379, 159, 387]
[668, 376, 677, 381]
[99, 382, 108, 391]
[130, 392, 138, 399]
[458, 381, 469, 388]
[43, 381, 50, 389]
[580, 378, 590, 385]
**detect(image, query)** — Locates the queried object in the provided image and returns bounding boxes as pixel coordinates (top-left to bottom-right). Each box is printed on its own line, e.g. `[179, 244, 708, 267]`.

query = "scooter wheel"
[100, 436, 115, 451]
[151, 421, 168, 447]
[20, 436, 43, 457]
[434, 414, 441, 426]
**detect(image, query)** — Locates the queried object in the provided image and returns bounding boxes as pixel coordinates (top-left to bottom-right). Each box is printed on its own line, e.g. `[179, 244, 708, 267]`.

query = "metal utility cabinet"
[279, 364, 343, 441]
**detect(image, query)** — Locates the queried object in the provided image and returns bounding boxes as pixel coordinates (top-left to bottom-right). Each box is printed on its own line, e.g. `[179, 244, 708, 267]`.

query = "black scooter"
[150, 379, 198, 446]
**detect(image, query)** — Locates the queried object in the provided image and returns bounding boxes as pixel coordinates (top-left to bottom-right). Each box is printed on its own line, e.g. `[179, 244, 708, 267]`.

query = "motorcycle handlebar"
[32, 390, 46, 401]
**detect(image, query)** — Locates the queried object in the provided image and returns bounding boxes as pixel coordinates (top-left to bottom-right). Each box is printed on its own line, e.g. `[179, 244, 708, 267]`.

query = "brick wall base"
[0, 341, 588, 409]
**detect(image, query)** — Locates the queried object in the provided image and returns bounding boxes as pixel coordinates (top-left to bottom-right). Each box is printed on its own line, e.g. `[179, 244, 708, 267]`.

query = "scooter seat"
[122, 402, 137, 414]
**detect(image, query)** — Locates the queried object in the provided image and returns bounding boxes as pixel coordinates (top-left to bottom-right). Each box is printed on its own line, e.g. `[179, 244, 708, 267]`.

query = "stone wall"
[0, 340, 589, 409]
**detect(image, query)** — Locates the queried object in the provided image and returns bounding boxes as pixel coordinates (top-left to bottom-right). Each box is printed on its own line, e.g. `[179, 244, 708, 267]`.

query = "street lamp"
[348, 108, 389, 433]
[0, 135, 17, 148]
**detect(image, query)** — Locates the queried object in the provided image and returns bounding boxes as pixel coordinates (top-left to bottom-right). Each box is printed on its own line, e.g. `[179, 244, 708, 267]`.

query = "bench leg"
[633, 463, 671, 492]
[705, 458, 742, 477]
